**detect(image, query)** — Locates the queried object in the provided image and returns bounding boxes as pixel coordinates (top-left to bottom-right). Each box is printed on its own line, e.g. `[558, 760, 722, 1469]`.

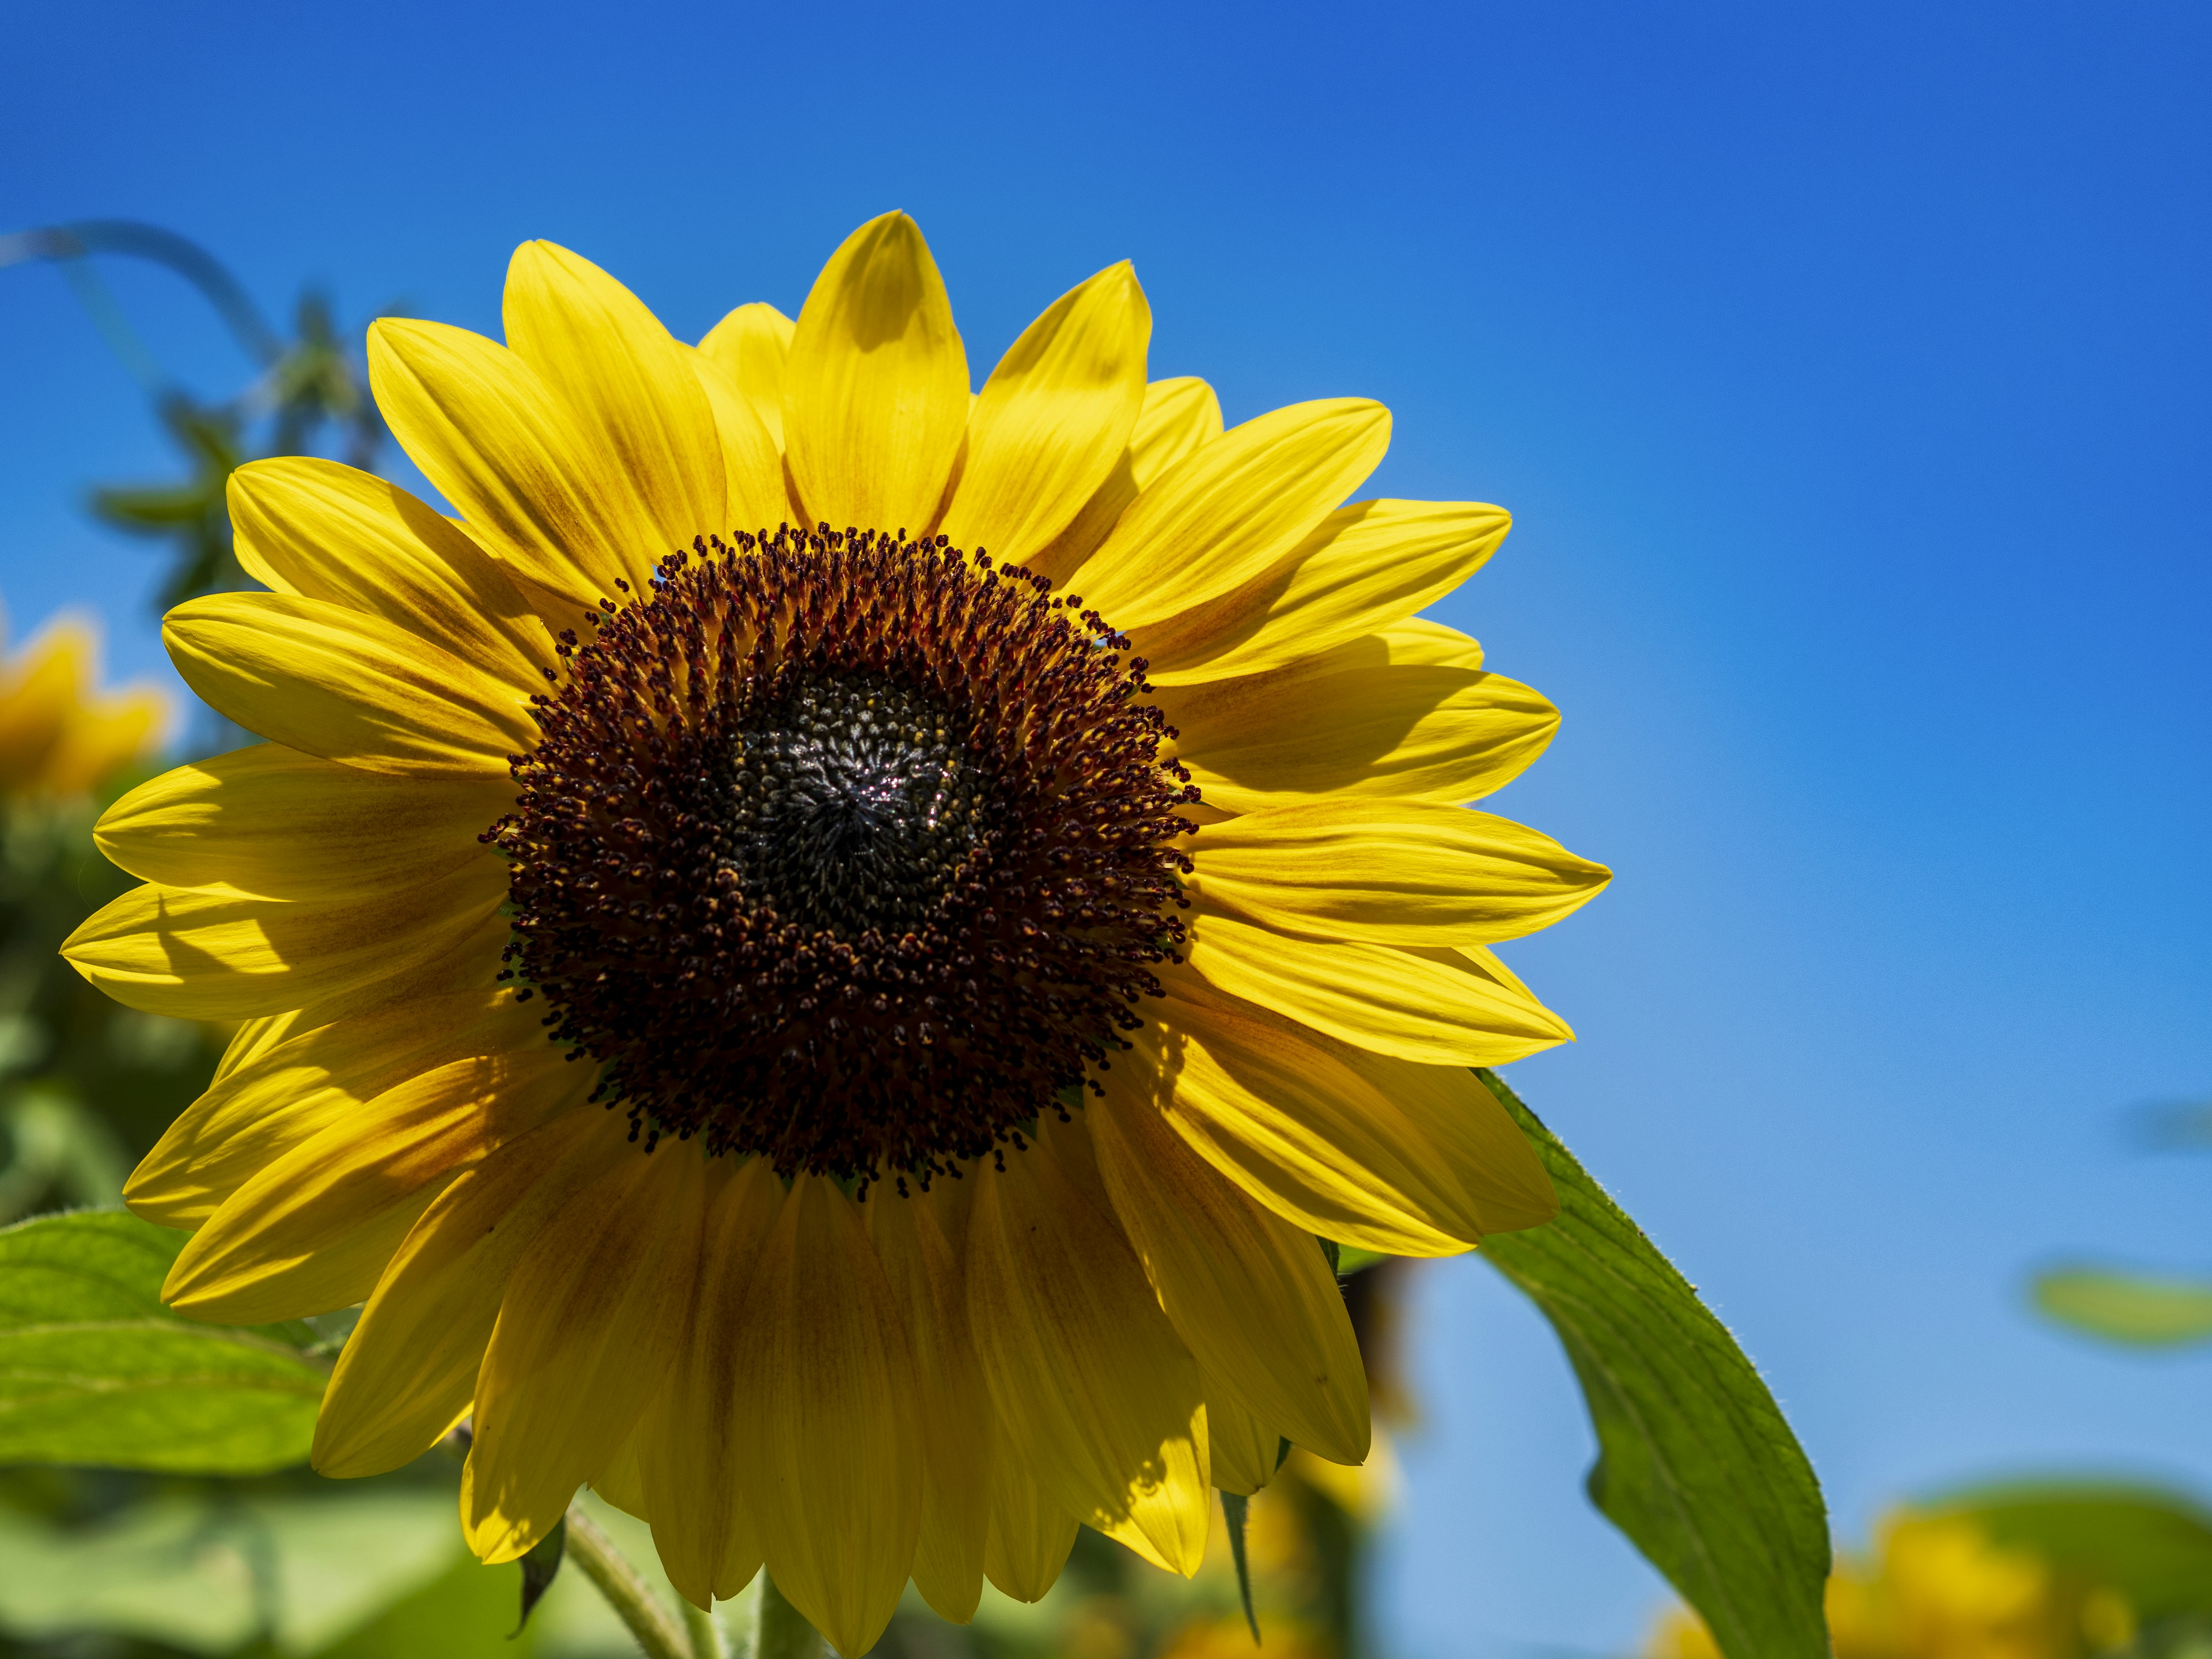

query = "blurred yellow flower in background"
[0, 610, 167, 798]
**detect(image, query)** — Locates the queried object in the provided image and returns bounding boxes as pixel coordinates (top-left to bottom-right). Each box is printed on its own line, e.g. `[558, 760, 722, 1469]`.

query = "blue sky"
[5, 3, 2210, 1653]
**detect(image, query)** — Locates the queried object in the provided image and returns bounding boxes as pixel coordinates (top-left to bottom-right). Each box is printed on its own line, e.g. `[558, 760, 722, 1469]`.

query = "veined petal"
[465, 1138, 710, 1565]
[368, 317, 646, 608]
[967, 1139, 1211, 1575]
[1093, 1094, 1369, 1465]
[867, 1181, 988, 1624]
[734, 1173, 922, 1657]
[1065, 399, 1389, 631]
[641, 1156, 779, 1609]
[1183, 912, 1571, 1068]
[211, 1012, 301, 1084]
[1187, 800, 1611, 946]
[699, 301, 794, 448]
[1205, 1377, 1278, 1496]
[938, 261, 1150, 564]
[593, 1423, 652, 1522]
[62, 860, 507, 1021]
[685, 346, 798, 536]
[228, 457, 548, 684]
[1029, 376, 1225, 587]
[164, 1040, 586, 1323]
[1138, 975, 1487, 1256]
[1327, 1041, 1559, 1234]
[1161, 627, 1559, 809]
[96, 744, 510, 902]
[782, 213, 969, 537]
[312, 1108, 612, 1477]
[503, 241, 725, 561]
[164, 592, 536, 778]
[127, 987, 539, 1227]
[1141, 499, 1510, 685]
[980, 1440, 1080, 1603]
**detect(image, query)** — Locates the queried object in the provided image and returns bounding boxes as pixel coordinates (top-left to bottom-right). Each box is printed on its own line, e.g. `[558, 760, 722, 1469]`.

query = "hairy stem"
[682, 1596, 728, 1659]
[563, 1505, 690, 1659]
[753, 1571, 825, 1659]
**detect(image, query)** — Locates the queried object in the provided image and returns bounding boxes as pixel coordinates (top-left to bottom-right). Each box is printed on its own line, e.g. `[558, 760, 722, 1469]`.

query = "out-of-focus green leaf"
[0, 1208, 326, 1472]
[1219, 1491, 1259, 1643]
[2034, 1267, 2212, 1347]
[515, 1513, 566, 1635]
[1927, 1482, 2212, 1622]
[1472, 1069, 1830, 1659]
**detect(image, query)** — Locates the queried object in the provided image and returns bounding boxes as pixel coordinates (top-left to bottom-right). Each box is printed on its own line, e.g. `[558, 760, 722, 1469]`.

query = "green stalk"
[682, 1596, 728, 1659]
[753, 1571, 825, 1659]
[563, 1505, 690, 1659]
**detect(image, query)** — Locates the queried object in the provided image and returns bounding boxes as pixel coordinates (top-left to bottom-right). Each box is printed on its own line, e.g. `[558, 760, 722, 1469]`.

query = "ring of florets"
[484, 524, 1199, 1192]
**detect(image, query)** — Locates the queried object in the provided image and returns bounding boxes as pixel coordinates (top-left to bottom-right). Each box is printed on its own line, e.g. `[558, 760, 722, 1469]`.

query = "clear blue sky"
[5, 3, 2209, 1654]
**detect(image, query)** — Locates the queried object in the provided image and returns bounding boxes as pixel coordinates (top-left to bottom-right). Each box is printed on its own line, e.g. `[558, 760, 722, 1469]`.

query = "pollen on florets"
[485, 524, 1199, 1189]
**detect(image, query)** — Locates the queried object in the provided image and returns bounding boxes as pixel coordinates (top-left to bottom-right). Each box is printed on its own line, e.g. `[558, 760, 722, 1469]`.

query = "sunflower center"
[488, 525, 1198, 1190]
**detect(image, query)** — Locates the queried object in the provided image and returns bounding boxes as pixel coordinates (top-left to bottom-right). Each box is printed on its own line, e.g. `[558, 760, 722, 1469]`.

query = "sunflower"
[63, 213, 1608, 1656]
[0, 609, 168, 798]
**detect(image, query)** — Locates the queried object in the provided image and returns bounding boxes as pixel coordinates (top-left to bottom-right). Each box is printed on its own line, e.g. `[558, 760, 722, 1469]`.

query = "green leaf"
[1926, 1482, 2212, 1622]
[2033, 1267, 2212, 1347]
[1219, 1491, 1260, 1643]
[515, 1514, 566, 1635]
[0, 1208, 327, 1472]
[1472, 1069, 1830, 1659]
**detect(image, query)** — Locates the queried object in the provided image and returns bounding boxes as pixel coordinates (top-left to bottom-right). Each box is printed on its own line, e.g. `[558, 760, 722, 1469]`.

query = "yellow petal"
[592, 1422, 652, 1521]
[641, 1156, 780, 1609]
[211, 1011, 301, 1084]
[228, 457, 548, 684]
[967, 1140, 1211, 1575]
[1161, 627, 1559, 809]
[782, 213, 969, 536]
[938, 262, 1150, 563]
[1182, 912, 1570, 1068]
[164, 1040, 587, 1323]
[313, 1108, 613, 1478]
[980, 1440, 1080, 1603]
[291, 896, 514, 1036]
[368, 317, 647, 609]
[465, 1139, 710, 1565]
[127, 987, 537, 1228]
[1028, 376, 1225, 588]
[96, 744, 510, 903]
[503, 241, 725, 566]
[164, 592, 536, 778]
[1141, 499, 1510, 686]
[1065, 399, 1389, 631]
[698, 301, 794, 448]
[867, 1185, 988, 1624]
[63, 861, 506, 1020]
[734, 1174, 922, 1657]
[1204, 1377, 1279, 1495]
[685, 346, 798, 536]
[1187, 800, 1611, 946]
[1092, 1094, 1370, 1465]
[1135, 976, 1486, 1256]
[1330, 1043, 1559, 1234]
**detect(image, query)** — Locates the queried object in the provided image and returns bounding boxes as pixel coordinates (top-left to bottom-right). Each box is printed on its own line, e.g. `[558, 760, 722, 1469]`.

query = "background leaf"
[2032, 1266, 2212, 1347]
[0, 1207, 327, 1472]
[1473, 1069, 1831, 1659]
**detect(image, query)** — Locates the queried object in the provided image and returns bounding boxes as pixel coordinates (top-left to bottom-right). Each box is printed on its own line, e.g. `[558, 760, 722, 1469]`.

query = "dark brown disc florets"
[487, 524, 1198, 1189]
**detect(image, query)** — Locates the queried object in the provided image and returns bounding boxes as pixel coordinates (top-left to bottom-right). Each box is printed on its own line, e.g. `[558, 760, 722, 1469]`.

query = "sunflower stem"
[753, 1570, 825, 1659]
[682, 1596, 728, 1659]
[563, 1503, 690, 1659]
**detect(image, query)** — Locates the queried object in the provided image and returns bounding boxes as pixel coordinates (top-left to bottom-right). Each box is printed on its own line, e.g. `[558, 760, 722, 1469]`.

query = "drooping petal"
[164, 592, 536, 778]
[1160, 627, 1559, 809]
[1140, 499, 1510, 685]
[1187, 801, 1611, 946]
[502, 241, 726, 562]
[1182, 912, 1571, 1068]
[313, 1108, 613, 1478]
[1205, 1377, 1279, 1496]
[980, 1440, 1080, 1603]
[96, 744, 510, 902]
[733, 1173, 922, 1657]
[62, 860, 507, 1020]
[127, 986, 538, 1227]
[867, 1182, 989, 1624]
[464, 1137, 711, 1565]
[1138, 975, 1487, 1256]
[1028, 376, 1225, 586]
[1092, 1093, 1370, 1465]
[641, 1156, 779, 1609]
[967, 1139, 1211, 1575]
[163, 1040, 588, 1323]
[368, 317, 646, 608]
[685, 346, 799, 536]
[227, 457, 548, 684]
[938, 262, 1150, 564]
[782, 213, 969, 537]
[698, 301, 794, 448]
[1063, 399, 1389, 631]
